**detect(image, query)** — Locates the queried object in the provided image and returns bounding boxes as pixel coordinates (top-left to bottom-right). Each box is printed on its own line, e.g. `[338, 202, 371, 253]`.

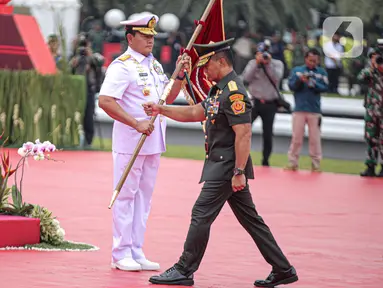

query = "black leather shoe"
[254, 266, 298, 287]
[377, 165, 383, 178]
[262, 160, 270, 167]
[360, 164, 376, 177]
[149, 266, 194, 286]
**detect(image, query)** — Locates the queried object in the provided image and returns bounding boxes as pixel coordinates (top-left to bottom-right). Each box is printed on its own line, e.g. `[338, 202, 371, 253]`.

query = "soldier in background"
[357, 46, 383, 177]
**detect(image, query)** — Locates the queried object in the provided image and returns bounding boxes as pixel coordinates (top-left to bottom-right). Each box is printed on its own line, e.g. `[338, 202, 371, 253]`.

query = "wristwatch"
[233, 168, 245, 176]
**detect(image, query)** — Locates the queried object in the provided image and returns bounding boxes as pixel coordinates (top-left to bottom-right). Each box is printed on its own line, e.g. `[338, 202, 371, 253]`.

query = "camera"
[257, 41, 271, 61]
[76, 33, 89, 56]
[262, 52, 270, 60]
[302, 71, 316, 88]
[303, 70, 315, 79]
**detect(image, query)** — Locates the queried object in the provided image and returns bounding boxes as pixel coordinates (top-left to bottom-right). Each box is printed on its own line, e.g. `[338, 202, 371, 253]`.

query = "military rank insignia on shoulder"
[118, 54, 131, 61]
[228, 80, 238, 92]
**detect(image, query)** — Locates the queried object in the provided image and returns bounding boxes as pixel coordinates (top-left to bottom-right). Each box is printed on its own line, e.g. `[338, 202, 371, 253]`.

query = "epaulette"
[118, 54, 131, 61]
[228, 80, 238, 92]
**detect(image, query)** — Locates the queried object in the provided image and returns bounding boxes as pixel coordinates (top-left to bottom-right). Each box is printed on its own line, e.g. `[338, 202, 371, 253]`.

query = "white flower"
[33, 153, 45, 161]
[17, 147, 27, 157]
[22, 141, 34, 151]
[57, 228, 65, 238]
[46, 144, 56, 152]
[52, 219, 60, 226]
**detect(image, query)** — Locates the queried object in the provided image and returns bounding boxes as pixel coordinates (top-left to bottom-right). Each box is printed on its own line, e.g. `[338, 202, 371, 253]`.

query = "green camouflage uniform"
[357, 67, 383, 175]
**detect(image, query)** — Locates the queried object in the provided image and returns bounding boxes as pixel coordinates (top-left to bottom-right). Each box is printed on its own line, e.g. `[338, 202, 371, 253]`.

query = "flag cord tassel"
[183, 57, 203, 126]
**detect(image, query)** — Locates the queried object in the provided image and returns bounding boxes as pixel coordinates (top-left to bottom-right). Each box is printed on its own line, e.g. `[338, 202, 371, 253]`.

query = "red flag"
[182, 0, 225, 104]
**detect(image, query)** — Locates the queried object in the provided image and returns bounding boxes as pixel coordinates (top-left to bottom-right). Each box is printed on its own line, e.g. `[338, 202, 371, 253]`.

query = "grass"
[92, 138, 366, 176]
[0, 241, 98, 251]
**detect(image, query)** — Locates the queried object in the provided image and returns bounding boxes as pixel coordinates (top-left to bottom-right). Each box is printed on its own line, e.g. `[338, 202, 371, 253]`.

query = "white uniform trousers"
[111, 152, 161, 262]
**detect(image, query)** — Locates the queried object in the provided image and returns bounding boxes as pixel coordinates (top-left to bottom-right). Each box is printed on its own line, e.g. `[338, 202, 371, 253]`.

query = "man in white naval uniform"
[98, 14, 190, 272]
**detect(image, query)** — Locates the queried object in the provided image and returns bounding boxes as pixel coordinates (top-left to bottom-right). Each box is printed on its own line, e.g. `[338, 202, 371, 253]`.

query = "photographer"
[69, 33, 104, 147]
[285, 48, 328, 172]
[242, 40, 284, 166]
[357, 45, 383, 177]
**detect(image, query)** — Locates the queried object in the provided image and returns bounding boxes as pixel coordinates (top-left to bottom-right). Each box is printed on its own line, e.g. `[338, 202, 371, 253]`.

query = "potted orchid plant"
[0, 136, 67, 246]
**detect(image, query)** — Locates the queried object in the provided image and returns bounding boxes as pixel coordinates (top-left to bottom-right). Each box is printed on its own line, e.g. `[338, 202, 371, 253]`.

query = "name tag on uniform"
[139, 72, 149, 81]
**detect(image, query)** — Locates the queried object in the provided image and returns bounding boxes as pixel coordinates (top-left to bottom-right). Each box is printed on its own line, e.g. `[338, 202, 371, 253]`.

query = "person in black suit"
[142, 39, 298, 288]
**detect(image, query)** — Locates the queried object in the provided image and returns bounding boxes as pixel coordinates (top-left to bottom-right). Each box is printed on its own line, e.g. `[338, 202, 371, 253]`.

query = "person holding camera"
[357, 46, 383, 177]
[242, 41, 285, 166]
[69, 33, 104, 147]
[285, 48, 329, 172]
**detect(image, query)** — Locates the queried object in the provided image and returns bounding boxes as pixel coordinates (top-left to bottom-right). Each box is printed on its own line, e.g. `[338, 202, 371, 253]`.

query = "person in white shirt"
[323, 32, 344, 94]
[98, 13, 190, 272]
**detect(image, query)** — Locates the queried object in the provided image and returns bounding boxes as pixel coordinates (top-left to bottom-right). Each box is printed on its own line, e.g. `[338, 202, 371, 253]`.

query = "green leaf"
[0, 170, 9, 201]
[18, 204, 34, 216]
[0, 187, 11, 207]
[11, 185, 21, 209]
[0, 205, 17, 215]
[12, 185, 21, 208]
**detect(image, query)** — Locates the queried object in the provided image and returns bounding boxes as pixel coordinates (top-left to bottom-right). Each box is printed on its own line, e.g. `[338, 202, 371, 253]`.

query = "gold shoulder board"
[118, 54, 131, 61]
[228, 80, 238, 92]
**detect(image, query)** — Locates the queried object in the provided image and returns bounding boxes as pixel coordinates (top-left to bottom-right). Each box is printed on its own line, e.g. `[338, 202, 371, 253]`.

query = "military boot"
[360, 164, 376, 177]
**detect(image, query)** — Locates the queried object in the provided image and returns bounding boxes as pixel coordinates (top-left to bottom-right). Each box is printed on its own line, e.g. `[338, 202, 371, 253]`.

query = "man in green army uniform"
[142, 39, 298, 287]
[357, 46, 383, 177]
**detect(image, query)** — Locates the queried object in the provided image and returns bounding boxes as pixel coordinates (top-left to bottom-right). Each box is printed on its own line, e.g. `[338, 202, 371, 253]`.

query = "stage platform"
[0, 149, 382, 288]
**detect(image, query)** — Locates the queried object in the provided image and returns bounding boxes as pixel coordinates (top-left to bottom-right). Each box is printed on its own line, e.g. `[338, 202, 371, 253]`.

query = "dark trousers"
[251, 99, 278, 165]
[326, 68, 341, 94]
[84, 89, 95, 145]
[174, 181, 291, 277]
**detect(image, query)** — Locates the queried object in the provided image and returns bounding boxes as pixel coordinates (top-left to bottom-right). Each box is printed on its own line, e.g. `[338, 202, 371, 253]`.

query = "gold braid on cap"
[130, 17, 156, 33]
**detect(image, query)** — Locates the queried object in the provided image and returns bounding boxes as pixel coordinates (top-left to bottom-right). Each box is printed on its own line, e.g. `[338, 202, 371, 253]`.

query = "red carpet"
[0, 149, 382, 288]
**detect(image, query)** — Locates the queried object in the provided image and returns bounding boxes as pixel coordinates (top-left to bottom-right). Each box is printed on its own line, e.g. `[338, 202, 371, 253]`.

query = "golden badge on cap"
[148, 17, 156, 28]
